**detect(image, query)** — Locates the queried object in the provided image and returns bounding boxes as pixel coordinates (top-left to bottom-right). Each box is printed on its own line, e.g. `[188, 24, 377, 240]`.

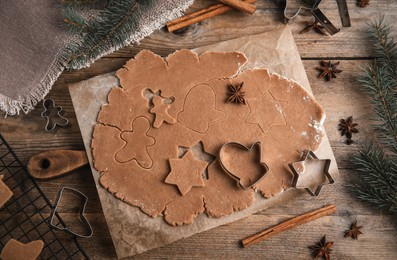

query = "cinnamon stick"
[241, 204, 337, 248]
[218, 0, 256, 14]
[167, 0, 256, 33]
[166, 4, 224, 27]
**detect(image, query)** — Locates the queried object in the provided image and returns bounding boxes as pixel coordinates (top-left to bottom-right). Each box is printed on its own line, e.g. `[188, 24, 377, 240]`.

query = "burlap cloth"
[0, 0, 193, 116]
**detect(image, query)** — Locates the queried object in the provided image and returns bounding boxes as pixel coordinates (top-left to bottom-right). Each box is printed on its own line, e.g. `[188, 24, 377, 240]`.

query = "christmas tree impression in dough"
[92, 50, 325, 226]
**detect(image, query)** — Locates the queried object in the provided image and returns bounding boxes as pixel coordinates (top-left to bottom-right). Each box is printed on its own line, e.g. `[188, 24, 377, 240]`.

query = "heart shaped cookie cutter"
[49, 187, 93, 238]
[219, 141, 269, 190]
[283, 0, 340, 35]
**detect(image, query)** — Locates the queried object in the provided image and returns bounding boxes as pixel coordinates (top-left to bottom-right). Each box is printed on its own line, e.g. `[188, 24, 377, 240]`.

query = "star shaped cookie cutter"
[49, 187, 93, 238]
[283, 0, 340, 35]
[41, 99, 69, 132]
[219, 141, 269, 190]
[288, 150, 334, 196]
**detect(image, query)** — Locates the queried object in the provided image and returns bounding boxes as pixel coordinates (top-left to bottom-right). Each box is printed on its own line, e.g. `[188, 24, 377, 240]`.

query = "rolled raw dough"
[92, 50, 324, 226]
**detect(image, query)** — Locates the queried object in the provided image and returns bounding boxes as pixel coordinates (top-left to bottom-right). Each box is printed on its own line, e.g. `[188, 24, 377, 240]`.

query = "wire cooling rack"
[0, 134, 89, 259]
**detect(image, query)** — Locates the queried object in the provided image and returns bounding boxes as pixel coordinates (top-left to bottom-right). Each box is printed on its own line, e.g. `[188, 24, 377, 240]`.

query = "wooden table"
[1, 1, 396, 259]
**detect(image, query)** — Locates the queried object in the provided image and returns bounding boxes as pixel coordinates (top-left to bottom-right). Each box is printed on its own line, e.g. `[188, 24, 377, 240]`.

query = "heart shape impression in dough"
[219, 141, 269, 189]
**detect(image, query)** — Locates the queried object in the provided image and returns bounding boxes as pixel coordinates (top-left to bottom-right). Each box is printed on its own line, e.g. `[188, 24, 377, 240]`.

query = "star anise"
[309, 236, 333, 260]
[226, 82, 246, 105]
[345, 220, 363, 240]
[357, 0, 370, 8]
[316, 60, 343, 81]
[338, 116, 359, 145]
[300, 20, 327, 35]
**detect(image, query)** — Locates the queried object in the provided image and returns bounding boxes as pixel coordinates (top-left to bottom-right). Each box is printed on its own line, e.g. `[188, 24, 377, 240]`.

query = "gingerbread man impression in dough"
[115, 116, 155, 169]
[150, 96, 176, 128]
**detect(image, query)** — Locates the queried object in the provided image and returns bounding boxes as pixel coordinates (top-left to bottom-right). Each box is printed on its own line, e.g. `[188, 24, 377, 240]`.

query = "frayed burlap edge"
[1, 0, 193, 116]
[0, 57, 66, 116]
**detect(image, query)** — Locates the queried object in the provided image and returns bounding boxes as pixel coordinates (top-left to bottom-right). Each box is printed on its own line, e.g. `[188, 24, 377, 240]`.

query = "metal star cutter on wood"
[288, 150, 334, 196]
[41, 99, 69, 132]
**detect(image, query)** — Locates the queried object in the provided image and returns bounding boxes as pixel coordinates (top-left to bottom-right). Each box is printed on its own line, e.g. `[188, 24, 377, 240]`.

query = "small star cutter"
[41, 99, 69, 132]
[288, 150, 334, 196]
[219, 141, 269, 190]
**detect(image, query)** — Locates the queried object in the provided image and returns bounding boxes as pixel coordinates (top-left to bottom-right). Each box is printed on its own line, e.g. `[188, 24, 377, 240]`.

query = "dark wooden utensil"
[27, 150, 88, 179]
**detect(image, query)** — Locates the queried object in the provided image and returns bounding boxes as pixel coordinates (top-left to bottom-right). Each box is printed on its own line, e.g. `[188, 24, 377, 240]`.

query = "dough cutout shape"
[177, 83, 226, 133]
[178, 141, 216, 181]
[115, 116, 155, 169]
[1, 239, 44, 260]
[165, 150, 208, 196]
[92, 50, 325, 226]
[0, 175, 13, 208]
[150, 96, 176, 128]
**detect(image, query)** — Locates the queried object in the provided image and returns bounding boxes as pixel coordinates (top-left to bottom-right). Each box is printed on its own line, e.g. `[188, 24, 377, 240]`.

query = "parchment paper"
[69, 25, 339, 259]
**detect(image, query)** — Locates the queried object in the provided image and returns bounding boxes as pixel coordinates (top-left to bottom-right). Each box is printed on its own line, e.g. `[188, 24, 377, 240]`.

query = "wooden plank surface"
[1, 0, 396, 259]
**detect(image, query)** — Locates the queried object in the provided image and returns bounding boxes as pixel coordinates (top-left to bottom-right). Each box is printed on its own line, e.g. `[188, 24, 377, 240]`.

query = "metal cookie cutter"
[288, 150, 334, 196]
[219, 141, 269, 190]
[284, 0, 340, 35]
[49, 187, 93, 238]
[41, 99, 69, 132]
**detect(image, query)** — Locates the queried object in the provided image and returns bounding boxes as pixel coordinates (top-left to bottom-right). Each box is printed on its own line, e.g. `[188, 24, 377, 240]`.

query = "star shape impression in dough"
[246, 91, 288, 134]
[288, 150, 334, 196]
[165, 150, 208, 196]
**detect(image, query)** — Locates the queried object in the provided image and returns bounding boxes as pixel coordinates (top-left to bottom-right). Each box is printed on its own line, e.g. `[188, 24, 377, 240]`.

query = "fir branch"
[62, 0, 142, 69]
[358, 63, 397, 153]
[351, 144, 397, 213]
[367, 16, 397, 78]
[61, 6, 89, 35]
[352, 17, 397, 214]
[59, 0, 104, 5]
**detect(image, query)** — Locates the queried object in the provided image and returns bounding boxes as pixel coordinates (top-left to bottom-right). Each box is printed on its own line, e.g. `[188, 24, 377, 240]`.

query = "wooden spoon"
[27, 150, 88, 179]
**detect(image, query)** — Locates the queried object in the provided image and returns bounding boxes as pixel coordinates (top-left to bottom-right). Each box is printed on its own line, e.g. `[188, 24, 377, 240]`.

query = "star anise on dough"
[309, 236, 333, 260]
[317, 60, 343, 81]
[357, 0, 370, 8]
[345, 220, 363, 240]
[300, 20, 327, 35]
[226, 82, 246, 105]
[338, 116, 359, 145]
